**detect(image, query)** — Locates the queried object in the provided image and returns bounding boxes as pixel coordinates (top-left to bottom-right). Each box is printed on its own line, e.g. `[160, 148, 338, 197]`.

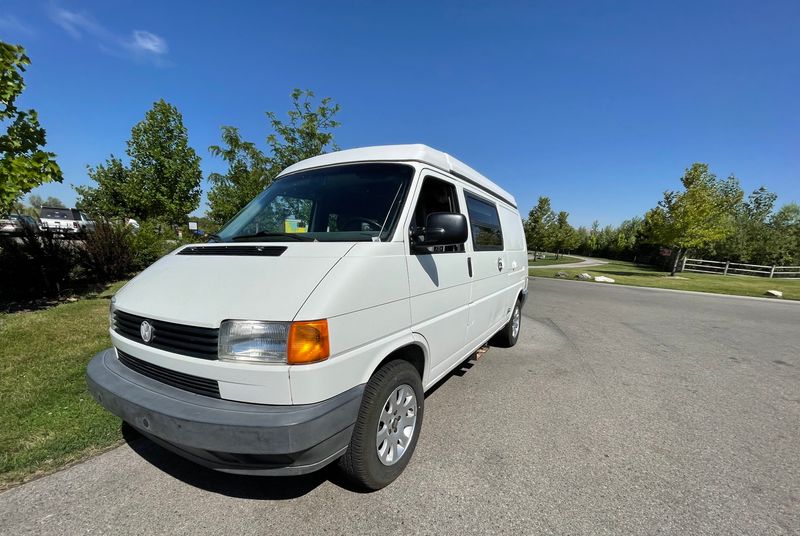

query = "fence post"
[681, 256, 687, 272]
[723, 261, 730, 276]
[769, 265, 775, 279]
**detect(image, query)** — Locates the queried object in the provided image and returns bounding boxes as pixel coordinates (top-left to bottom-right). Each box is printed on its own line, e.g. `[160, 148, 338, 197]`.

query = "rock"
[66, 297, 78, 303]
[594, 276, 616, 283]
[576, 273, 592, 280]
[555, 271, 568, 279]
[765, 290, 783, 298]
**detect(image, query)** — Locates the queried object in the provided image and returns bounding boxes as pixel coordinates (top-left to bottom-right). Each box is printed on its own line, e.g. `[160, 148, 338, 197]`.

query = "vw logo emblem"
[140, 321, 154, 343]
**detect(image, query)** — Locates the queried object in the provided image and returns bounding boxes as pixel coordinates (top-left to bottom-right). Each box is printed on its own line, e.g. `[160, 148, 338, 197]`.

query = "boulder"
[765, 290, 783, 298]
[576, 273, 592, 280]
[555, 271, 569, 279]
[594, 276, 616, 283]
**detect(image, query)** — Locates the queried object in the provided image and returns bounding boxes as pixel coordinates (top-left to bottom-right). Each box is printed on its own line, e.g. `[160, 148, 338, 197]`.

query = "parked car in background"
[0, 214, 39, 236]
[19, 214, 40, 234]
[0, 214, 24, 236]
[39, 207, 95, 235]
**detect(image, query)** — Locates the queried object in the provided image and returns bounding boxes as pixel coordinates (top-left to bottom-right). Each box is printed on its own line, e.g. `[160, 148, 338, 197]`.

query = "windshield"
[216, 163, 414, 242]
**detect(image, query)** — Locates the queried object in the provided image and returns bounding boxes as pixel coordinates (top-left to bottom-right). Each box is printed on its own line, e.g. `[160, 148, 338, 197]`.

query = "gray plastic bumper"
[86, 348, 364, 475]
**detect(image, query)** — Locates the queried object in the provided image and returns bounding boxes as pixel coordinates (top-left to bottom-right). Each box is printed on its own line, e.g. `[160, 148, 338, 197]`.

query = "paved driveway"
[1, 279, 798, 535]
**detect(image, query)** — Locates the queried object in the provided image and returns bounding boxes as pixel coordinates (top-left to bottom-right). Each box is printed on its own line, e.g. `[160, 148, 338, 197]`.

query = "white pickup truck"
[39, 207, 95, 235]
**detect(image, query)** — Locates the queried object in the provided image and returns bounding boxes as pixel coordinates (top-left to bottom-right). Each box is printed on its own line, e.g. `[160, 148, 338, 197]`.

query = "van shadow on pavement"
[121, 354, 480, 499]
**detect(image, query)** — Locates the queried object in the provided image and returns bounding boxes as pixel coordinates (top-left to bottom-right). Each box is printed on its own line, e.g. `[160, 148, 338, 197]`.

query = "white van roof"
[277, 144, 517, 208]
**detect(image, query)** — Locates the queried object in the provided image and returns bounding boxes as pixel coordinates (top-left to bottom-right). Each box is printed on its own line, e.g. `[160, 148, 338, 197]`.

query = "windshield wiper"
[207, 233, 222, 243]
[231, 231, 314, 242]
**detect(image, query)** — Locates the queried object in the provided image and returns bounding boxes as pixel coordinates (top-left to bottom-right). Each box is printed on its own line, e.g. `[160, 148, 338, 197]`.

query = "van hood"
[113, 242, 355, 327]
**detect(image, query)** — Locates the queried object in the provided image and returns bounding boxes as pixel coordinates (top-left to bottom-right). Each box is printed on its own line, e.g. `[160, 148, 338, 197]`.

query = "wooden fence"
[682, 258, 800, 279]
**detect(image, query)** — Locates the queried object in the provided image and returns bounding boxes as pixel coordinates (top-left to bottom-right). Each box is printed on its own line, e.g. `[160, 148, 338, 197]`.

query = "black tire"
[338, 360, 424, 490]
[490, 299, 522, 348]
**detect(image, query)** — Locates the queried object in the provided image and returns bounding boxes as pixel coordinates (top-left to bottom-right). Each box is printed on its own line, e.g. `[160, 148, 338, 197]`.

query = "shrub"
[0, 228, 79, 301]
[79, 223, 135, 282]
[130, 220, 187, 270]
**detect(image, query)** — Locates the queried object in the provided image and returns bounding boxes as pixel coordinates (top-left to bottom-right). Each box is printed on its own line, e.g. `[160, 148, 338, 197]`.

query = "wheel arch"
[369, 340, 428, 386]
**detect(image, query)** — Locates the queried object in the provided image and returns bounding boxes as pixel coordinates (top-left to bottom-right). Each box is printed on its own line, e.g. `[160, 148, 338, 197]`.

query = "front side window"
[410, 176, 464, 254]
[465, 193, 503, 251]
[216, 163, 413, 242]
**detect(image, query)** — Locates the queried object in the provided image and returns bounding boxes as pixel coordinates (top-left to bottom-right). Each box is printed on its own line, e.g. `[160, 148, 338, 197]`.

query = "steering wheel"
[341, 217, 383, 232]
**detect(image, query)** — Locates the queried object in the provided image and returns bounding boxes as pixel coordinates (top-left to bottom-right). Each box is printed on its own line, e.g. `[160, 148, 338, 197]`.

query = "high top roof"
[277, 144, 516, 208]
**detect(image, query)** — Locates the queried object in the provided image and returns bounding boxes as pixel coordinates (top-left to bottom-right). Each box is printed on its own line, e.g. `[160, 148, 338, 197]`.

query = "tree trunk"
[670, 247, 683, 276]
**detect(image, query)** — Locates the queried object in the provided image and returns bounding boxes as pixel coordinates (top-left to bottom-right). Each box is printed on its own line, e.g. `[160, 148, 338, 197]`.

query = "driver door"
[405, 171, 471, 381]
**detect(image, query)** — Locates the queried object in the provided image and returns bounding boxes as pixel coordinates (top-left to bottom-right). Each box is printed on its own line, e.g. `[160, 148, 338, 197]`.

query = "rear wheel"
[491, 299, 522, 348]
[338, 360, 424, 490]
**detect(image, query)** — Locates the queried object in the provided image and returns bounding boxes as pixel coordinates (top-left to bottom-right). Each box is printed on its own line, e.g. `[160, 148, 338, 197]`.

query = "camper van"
[87, 144, 528, 490]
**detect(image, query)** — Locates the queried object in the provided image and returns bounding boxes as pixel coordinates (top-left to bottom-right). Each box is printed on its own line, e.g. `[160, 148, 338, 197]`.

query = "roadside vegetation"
[531, 260, 800, 300]
[528, 254, 582, 267]
[0, 281, 126, 489]
[524, 167, 800, 274]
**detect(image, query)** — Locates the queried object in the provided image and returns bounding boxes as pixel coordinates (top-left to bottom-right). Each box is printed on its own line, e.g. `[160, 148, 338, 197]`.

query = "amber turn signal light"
[287, 319, 330, 364]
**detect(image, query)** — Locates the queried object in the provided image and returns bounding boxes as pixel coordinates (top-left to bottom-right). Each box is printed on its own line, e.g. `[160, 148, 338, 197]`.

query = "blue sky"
[2, 0, 798, 227]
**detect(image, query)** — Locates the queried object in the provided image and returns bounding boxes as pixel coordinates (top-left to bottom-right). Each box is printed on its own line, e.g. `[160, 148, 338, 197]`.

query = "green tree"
[644, 163, 743, 275]
[207, 89, 341, 226]
[43, 196, 65, 208]
[524, 196, 556, 255]
[77, 156, 131, 219]
[551, 210, 579, 258]
[0, 42, 63, 211]
[76, 100, 202, 225]
[767, 203, 800, 266]
[206, 127, 270, 225]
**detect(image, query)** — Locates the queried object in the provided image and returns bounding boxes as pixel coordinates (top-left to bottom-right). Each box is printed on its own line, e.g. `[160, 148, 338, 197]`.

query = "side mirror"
[412, 212, 468, 248]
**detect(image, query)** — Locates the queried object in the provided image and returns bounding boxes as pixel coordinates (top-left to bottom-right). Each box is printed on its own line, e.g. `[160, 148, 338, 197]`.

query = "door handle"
[497, 258, 504, 272]
[467, 257, 473, 277]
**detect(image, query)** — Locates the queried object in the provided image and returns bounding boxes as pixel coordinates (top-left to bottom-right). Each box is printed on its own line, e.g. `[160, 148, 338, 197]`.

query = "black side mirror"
[412, 212, 468, 248]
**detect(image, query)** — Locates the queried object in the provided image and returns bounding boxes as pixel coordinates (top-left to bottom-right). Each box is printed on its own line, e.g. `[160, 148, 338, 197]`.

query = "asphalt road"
[2, 279, 799, 535]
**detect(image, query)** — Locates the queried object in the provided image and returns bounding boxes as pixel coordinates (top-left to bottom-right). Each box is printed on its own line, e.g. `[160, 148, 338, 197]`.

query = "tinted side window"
[465, 193, 503, 251]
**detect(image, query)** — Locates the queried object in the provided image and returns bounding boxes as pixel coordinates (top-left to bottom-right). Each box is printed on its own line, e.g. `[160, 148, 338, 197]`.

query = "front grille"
[178, 245, 287, 256]
[117, 350, 221, 399]
[113, 309, 218, 359]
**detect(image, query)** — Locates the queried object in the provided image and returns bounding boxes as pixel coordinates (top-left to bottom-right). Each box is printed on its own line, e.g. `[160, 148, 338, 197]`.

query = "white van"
[87, 144, 528, 489]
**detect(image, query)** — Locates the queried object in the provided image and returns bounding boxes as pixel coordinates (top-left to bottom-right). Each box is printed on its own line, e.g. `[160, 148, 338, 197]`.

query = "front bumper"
[86, 348, 364, 475]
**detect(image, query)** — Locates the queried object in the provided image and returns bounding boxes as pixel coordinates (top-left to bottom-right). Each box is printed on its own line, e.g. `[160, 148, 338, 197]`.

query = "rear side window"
[465, 193, 503, 251]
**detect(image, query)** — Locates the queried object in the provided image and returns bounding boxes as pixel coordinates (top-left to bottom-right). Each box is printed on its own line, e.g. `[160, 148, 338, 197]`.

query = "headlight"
[218, 319, 330, 365]
[219, 321, 290, 363]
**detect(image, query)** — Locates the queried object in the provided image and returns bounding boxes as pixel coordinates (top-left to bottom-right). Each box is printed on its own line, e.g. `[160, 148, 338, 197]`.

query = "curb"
[528, 275, 800, 306]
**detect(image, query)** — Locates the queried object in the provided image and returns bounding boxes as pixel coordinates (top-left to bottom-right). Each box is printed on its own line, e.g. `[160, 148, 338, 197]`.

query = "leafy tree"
[76, 100, 202, 225]
[524, 196, 556, 254]
[0, 42, 63, 212]
[767, 203, 800, 265]
[551, 210, 579, 258]
[207, 89, 341, 225]
[266, 89, 341, 173]
[28, 193, 43, 210]
[644, 163, 743, 275]
[206, 127, 270, 225]
[77, 156, 130, 219]
[44, 196, 65, 208]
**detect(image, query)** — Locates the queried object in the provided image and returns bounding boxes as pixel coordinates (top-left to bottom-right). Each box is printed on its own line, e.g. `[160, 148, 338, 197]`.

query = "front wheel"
[491, 300, 522, 348]
[338, 360, 424, 490]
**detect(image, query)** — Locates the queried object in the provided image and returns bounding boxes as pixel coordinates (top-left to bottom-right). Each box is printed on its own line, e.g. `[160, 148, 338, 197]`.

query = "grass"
[528, 254, 582, 267]
[530, 260, 800, 301]
[0, 281, 127, 489]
